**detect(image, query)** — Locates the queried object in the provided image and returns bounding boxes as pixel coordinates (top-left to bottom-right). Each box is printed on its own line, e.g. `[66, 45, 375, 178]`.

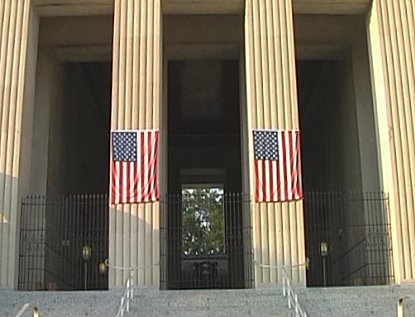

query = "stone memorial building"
[0, 0, 414, 291]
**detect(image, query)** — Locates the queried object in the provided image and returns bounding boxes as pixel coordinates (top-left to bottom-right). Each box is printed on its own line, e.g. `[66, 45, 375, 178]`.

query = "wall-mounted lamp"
[82, 245, 91, 290]
[320, 241, 328, 287]
[82, 245, 91, 261]
[99, 261, 107, 275]
[320, 242, 328, 257]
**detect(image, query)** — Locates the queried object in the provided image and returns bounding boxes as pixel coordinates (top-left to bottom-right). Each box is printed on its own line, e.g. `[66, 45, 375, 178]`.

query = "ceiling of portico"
[162, 0, 371, 14]
[33, 0, 113, 16]
[162, 0, 244, 14]
[293, 0, 371, 14]
[33, 0, 372, 17]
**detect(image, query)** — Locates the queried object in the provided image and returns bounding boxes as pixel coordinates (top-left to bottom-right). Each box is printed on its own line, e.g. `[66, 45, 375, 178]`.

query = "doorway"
[164, 60, 247, 289]
[297, 59, 393, 287]
[294, 13, 394, 287]
[18, 15, 113, 290]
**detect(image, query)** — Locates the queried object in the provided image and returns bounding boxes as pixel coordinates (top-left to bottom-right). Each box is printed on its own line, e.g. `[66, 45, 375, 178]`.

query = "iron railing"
[282, 268, 308, 317]
[303, 191, 393, 286]
[14, 303, 30, 317]
[397, 295, 415, 317]
[160, 191, 253, 289]
[17, 190, 392, 290]
[115, 270, 134, 317]
[18, 194, 109, 291]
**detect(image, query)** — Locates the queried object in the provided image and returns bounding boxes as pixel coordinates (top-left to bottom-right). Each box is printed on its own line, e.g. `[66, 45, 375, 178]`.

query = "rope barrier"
[105, 258, 307, 270]
[253, 260, 309, 269]
[104, 259, 159, 271]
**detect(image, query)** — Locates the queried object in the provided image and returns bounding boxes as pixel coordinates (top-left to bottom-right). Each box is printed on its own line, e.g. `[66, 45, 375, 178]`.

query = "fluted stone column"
[0, 0, 32, 288]
[109, 0, 162, 288]
[244, 0, 306, 285]
[367, 0, 415, 283]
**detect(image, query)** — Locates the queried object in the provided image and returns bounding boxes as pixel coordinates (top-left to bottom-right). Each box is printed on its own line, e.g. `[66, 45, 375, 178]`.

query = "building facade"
[0, 0, 414, 290]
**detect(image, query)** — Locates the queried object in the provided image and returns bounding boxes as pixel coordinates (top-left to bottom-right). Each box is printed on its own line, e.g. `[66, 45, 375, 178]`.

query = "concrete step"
[129, 289, 293, 317]
[0, 288, 293, 317]
[298, 284, 415, 317]
[0, 289, 122, 317]
[2, 285, 414, 317]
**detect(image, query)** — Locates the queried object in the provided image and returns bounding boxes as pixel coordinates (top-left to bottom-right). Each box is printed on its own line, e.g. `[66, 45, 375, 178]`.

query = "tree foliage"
[182, 188, 225, 256]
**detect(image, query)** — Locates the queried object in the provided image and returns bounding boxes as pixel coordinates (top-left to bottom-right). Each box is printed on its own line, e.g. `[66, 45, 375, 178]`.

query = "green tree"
[182, 188, 225, 256]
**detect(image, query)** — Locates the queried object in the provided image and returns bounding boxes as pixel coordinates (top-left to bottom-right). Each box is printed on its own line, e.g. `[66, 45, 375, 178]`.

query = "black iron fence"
[304, 191, 393, 287]
[18, 190, 392, 290]
[160, 191, 253, 289]
[18, 194, 109, 291]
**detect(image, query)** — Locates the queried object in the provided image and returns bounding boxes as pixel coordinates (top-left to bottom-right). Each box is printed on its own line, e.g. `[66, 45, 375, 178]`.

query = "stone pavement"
[298, 284, 415, 317]
[1, 284, 415, 316]
[130, 288, 292, 317]
[0, 289, 121, 317]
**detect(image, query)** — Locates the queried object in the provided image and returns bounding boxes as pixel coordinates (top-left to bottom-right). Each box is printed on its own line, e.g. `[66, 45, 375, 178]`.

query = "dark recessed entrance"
[18, 62, 111, 290]
[297, 60, 393, 287]
[164, 60, 246, 289]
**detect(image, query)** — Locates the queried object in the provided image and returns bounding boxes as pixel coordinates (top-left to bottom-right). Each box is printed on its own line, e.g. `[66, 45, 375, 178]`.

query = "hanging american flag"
[253, 129, 303, 202]
[110, 130, 159, 204]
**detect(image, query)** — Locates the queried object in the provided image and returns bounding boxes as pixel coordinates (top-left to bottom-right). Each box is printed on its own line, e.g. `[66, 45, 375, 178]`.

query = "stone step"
[298, 284, 415, 317]
[0, 290, 122, 317]
[2, 285, 414, 317]
[129, 289, 293, 317]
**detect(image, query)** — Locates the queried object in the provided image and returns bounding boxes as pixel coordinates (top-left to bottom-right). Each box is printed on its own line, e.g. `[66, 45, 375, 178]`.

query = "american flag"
[110, 130, 159, 204]
[253, 129, 303, 202]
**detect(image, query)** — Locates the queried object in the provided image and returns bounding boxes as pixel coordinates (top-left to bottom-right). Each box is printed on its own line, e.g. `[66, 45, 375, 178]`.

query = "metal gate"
[304, 191, 394, 286]
[160, 191, 253, 289]
[18, 194, 109, 290]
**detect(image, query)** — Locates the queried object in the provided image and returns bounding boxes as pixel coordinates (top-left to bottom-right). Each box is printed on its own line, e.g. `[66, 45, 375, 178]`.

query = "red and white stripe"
[110, 130, 159, 204]
[254, 130, 303, 202]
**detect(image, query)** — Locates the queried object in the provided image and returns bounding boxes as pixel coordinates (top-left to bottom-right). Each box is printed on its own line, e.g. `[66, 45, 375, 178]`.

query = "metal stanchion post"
[320, 242, 328, 287]
[82, 245, 91, 290]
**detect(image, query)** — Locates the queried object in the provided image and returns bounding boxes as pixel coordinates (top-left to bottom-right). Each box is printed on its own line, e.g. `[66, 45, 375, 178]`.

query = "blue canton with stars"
[254, 130, 279, 160]
[112, 131, 137, 162]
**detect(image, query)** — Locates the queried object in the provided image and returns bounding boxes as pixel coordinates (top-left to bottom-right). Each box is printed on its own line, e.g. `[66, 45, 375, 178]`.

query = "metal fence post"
[131, 270, 134, 300]
[397, 299, 403, 317]
[126, 279, 130, 313]
[295, 294, 299, 316]
[397, 296, 411, 317]
[282, 270, 286, 297]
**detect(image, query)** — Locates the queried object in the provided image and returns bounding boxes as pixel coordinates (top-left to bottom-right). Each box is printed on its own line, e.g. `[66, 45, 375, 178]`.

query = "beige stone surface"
[109, 0, 162, 288]
[0, 0, 414, 290]
[244, 0, 306, 286]
[0, 0, 32, 288]
[367, 0, 415, 283]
